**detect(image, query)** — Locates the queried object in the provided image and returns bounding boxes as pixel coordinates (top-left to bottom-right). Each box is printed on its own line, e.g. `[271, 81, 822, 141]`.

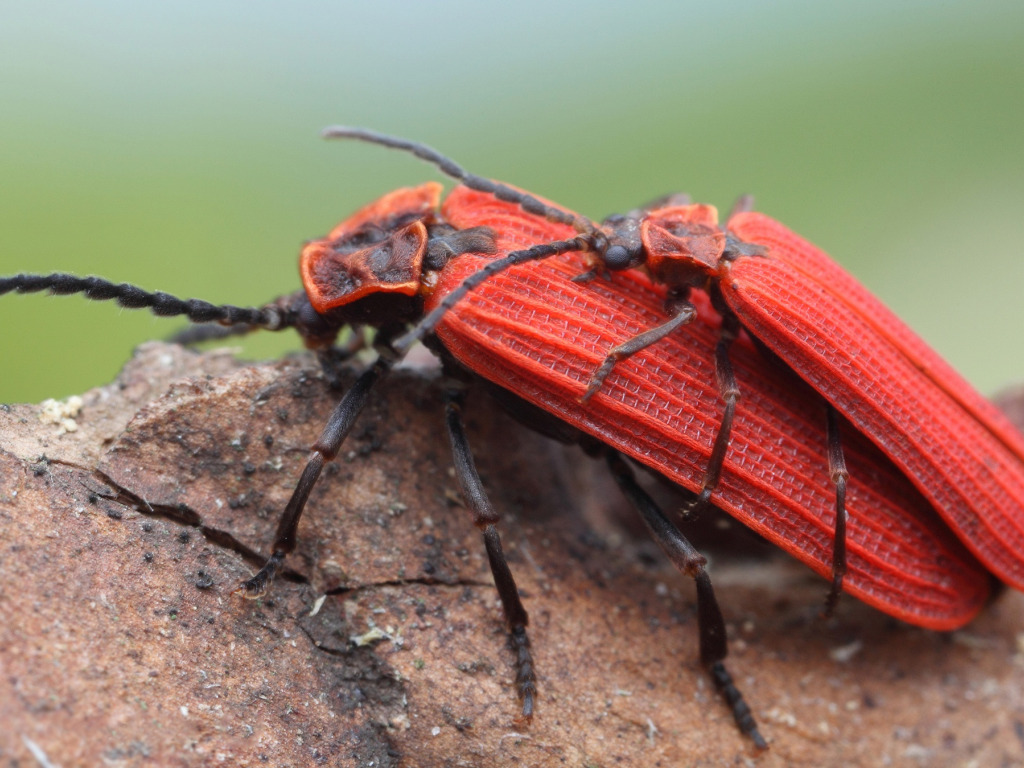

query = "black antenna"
[321, 126, 600, 236]
[391, 237, 591, 355]
[321, 127, 612, 353]
[0, 273, 293, 329]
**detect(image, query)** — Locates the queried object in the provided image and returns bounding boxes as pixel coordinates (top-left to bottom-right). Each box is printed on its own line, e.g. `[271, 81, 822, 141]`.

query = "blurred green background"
[2, 1, 1023, 402]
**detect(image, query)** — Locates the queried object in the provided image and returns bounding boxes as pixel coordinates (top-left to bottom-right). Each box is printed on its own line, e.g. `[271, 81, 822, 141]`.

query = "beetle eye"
[604, 244, 632, 270]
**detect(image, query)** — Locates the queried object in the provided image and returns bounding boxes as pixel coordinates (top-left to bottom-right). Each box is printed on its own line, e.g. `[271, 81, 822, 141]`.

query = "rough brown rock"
[2, 342, 1024, 767]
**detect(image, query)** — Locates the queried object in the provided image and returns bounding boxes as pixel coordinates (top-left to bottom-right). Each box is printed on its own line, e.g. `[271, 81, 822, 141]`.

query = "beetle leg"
[681, 314, 741, 518]
[726, 194, 756, 221]
[629, 192, 693, 216]
[822, 405, 850, 617]
[315, 330, 370, 389]
[170, 294, 313, 347]
[169, 322, 265, 345]
[444, 385, 536, 723]
[605, 451, 766, 749]
[580, 299, 698, 403]
[235, 354, 394, 598]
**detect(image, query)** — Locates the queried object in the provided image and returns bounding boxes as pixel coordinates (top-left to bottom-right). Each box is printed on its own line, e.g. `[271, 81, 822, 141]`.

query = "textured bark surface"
[2, 342, 1024, 767]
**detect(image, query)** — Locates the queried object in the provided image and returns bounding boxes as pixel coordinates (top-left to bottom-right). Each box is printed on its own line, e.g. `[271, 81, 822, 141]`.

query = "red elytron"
[431, 185, 991, 629]
[720, 211, 1024, 589]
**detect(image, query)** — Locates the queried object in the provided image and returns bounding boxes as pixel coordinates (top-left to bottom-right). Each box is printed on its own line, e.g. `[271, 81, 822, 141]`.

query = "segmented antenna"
[0, 273, 292, 329]
[322, 127, 612, 352]
[321, 126, 600, 237]
[392, 237, 591, 354]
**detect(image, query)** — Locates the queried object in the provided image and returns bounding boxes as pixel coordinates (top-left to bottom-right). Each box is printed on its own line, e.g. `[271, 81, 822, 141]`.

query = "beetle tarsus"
[511, 625, 536, 723]
[235, 551, 284, 599]
[606, 451, 764, 748]
[710, 661, 768, 750]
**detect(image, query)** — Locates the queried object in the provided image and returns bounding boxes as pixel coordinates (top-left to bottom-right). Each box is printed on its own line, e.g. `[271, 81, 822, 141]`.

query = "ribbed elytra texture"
[727, 213, 1024, 590]
[427, 186, 990, 630]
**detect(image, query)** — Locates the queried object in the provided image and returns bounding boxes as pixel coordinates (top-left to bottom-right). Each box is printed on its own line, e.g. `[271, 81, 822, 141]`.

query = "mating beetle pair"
[4, 128, 1022, 749]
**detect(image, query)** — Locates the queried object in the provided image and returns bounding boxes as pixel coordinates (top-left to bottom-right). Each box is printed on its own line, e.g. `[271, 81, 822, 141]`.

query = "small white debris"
[646, 717, 658, 745]
[38, 395, 83, 434]
[349, 623, 404, 649]
[953, 631, 995, 650]
[180, 706, 189, 717]
[430, 726, 441, 737]
[351, 626, 389, 647]
[309, 595, 327, 617]
[765, 707, 798, 727]
[21, 735, 57, 768]
[903, 744, 932, 762]
[829, 639, 863, 663]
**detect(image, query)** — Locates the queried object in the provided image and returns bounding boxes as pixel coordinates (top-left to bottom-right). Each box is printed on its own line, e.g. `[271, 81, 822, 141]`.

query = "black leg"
[682, 314, 741, 518]
[605, 451, 766, 749]
[168, 322, 263, 346]
[726, 194, 756, 221]
[581, 301, 697, 402]
[444, 386, 536, 722]
[315, 331, 369, 389]
[235, 355, 393, 598]
[822, 405, 849, 618]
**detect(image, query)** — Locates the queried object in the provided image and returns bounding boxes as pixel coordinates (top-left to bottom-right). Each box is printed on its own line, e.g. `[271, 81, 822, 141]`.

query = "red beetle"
[323, 127, 1024, 616]
[294, 181, 995, 746]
